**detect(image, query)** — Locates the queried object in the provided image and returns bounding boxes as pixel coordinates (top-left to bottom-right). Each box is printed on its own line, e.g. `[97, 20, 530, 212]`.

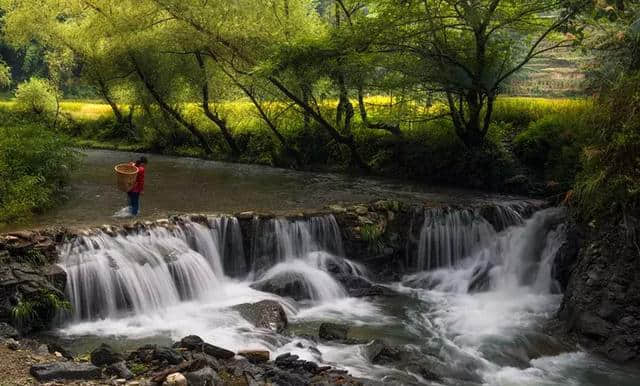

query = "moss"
[130, 362, 149, 376]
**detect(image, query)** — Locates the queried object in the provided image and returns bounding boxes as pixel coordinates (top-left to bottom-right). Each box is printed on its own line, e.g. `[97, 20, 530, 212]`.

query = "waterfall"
[60, 225, 223, 320]
[404, 207, 567, 294]
[250, 215, 362, 301]
[409, 203, 536, 271]
[60, 214, 357, 320]
[250, 215, 345, 272]
[209, 216, 247, 277]
[182, 216, 246, 277]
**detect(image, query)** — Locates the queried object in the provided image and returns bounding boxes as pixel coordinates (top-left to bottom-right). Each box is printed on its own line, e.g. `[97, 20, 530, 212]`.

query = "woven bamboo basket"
[114, 163, 139, 192]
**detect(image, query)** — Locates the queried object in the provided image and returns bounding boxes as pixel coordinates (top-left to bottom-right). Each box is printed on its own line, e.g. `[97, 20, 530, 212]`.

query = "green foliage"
[0, 116, 80, 223]
[130, 363, 149, 376]
[360, 223, 385, 253]
[10, 290, 71, 329]
[513, 110, 593, 186]
[575, 73, 640, 219]
[14, 77, 58, 116]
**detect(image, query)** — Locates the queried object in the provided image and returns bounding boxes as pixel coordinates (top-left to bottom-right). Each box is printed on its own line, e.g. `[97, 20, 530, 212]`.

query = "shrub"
[0, 123, 80, 224]
[513, 111, 593, 187]
[574, 74, 640, 219]
[14, 77, 58, 116]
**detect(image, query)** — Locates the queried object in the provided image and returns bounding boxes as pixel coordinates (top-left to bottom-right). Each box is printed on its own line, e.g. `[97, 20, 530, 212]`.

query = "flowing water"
[54, 206, 640, 385]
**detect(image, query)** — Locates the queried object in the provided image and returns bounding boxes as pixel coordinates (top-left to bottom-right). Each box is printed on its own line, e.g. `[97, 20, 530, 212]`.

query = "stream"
[21, 149, 640, 384]
[15, 149, 527, 231]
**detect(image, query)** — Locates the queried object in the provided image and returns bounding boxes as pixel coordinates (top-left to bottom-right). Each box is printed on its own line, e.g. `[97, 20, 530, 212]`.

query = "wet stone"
[319, 323, 349, 341]
[30, 362, 102, 382]
[91, 343, 123, 366]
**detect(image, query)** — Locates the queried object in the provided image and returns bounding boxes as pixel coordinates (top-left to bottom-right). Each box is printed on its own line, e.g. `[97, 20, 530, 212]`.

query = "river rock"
[106, 361, 133, 380]
[233, 300, 288, 332]
[30, 362, 102, 382]
[361, 339, 403, 364]
[153, 346, 184, 365]
[176, 336, 235, 359]
[0, 322, 19, 339]
[238, 350, 270, 364]
[251, 273, 312, 301]
[163, 372, 187, 386]
[467, 262, 494, 293]
[202, 342, 235, 359]
[319, 323, 349, 341]
[185, 366, 220, 386]
[91, 343, 123, 366]
[0, 263, 66, 330]
[178, 335, 204, 350]
[47, 342, 74, 360]
[350, 285, 397, 298]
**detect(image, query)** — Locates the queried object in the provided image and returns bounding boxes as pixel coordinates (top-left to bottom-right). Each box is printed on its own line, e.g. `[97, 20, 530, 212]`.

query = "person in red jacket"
[128, 156, 147, 216]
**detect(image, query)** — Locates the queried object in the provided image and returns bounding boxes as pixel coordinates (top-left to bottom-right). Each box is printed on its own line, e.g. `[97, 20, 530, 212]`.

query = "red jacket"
[130, 165, 145, 193]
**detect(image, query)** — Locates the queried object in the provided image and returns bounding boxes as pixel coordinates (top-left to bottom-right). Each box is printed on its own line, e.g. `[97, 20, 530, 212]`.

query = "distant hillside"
[503, 49, 588, 97]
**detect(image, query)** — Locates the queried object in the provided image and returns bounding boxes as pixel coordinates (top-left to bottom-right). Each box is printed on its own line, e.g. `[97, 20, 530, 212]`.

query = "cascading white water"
[251, 215, 365, 301]
[61, 215, 358, 321]
[416, 208, 496, 271]
[208, 216, 246, 276]
[411, 203, 535, 272]
[60, 225, 223, 320]
[405, 207, 566, 294]
[251, 215, 345, 269]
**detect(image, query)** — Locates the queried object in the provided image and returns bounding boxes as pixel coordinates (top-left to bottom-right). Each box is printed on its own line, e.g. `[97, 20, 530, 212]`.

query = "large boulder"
[30, 362, 102, 382]
[91, 343, 123, 367]
[233, 300, 288, 332]
[250, 273, 312, 301]
[319, 323, 349, 341]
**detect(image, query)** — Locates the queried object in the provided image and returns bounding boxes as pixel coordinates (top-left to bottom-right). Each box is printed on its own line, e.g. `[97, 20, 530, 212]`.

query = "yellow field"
[0, 96, 590, 134]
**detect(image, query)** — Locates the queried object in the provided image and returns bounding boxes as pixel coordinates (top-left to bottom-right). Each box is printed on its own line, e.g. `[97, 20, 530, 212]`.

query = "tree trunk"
[96, 77, 137, 137]
[130, 56, 214, 155]
[194, 53, 241, 158]
[336, 75, 354, 133]
[357, 85, 401, 136]
[268, 76, 369, 171]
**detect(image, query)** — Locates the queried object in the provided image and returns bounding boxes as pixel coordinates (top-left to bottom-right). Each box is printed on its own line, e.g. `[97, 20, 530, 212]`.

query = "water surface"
[14, 149, 528, 231]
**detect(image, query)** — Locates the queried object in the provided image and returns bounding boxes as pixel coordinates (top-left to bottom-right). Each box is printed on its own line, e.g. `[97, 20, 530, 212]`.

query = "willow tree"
[374, 0, 587, 147]
[0, 0, 135, 133]
[146, 0, 371, 169]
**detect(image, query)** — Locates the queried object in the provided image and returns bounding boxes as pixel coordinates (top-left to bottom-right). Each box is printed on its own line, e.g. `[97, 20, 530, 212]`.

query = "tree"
[14, 77, 57, 116]
[373, 0, 586, 147]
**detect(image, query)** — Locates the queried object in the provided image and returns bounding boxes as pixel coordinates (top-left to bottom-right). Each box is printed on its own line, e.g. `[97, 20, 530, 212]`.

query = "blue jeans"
[128, 192, 140, 215]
